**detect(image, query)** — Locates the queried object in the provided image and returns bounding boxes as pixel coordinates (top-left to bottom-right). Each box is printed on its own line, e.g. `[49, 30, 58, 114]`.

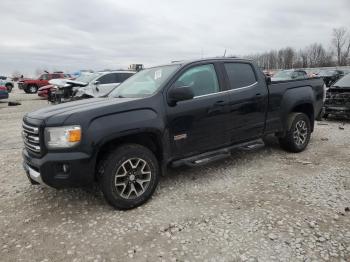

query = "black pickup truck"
[22, 58, 324, 209]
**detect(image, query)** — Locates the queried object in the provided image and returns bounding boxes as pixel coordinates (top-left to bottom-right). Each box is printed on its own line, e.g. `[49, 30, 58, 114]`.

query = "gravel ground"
[0, 88, 349, 262]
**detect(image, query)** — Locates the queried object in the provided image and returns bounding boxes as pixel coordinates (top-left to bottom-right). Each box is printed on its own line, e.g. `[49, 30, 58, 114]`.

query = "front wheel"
[279, 113, 311, 153]
[98, 144, 159, 210]
[5, 84, 13, 93]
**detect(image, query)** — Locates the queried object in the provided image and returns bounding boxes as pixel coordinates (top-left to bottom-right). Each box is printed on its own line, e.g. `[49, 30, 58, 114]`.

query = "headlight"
[45, 125, 81, 149]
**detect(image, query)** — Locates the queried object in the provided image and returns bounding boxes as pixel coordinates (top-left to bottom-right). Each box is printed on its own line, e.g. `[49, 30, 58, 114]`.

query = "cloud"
[0, 0, 349, 76]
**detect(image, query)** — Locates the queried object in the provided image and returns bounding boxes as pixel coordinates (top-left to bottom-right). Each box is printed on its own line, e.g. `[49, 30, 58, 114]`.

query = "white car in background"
[51, 71, 136, 98]
[0, 76, 14, 92]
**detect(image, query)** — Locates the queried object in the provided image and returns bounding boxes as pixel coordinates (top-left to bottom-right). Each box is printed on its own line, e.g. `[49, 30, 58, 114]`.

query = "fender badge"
[174, 134, 187, 141]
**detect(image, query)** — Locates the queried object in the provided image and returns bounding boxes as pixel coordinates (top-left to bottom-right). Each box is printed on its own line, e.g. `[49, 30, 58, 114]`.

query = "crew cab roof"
[154, 57, 254, 69]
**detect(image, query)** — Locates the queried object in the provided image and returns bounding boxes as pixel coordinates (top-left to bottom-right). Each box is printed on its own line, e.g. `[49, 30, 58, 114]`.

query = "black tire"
[27, 85, 38, 94]
[98, 144, 159, 210]
[5, 84, 13, 93]
[279, 113, 311, 153]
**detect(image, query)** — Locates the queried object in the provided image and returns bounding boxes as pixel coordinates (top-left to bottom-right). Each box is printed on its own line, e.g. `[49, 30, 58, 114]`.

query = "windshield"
[333, 74, 350, 88]
[109, 65, 180, 98]
[75, 73, 101, 83]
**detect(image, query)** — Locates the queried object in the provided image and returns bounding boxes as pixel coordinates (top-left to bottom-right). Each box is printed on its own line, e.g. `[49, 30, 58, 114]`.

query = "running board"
[171, 139, 264, 168]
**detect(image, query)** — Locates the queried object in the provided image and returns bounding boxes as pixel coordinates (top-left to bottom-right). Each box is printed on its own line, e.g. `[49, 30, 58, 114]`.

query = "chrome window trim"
[193, 81, 258, 99]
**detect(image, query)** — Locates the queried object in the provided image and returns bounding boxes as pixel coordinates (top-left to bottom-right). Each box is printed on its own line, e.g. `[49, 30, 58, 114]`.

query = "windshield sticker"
[154, 70, 162, 80]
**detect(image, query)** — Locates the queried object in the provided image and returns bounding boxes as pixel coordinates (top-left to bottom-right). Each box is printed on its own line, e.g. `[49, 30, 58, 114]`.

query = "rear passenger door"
[94, 73, 118, 96]
[223, 62, 268, 143]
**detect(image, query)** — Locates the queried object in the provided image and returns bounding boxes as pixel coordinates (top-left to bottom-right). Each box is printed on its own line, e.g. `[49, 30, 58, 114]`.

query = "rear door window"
[98, 73, 115, 84]
[224, 63, 257, 90]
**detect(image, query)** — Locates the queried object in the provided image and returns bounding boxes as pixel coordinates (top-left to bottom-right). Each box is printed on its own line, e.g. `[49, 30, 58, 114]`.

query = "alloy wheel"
[293, 120, 308, 146]
[29, 86, 37, 93]
[114, 158, 152, 199]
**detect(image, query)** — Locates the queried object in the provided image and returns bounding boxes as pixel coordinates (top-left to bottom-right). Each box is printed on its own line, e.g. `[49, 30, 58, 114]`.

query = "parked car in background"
[318, 69, 345, 87]
[0, 76, 14, 92]
[48, 70, 135, 103]
[22, 58, 324, 209]
[0, 85, 9, 100]
[271, 69, 308, 81]
[37, 74, 75, 98]
[73, 71, 136, 97]
[18, 72, 66, 94]
[323, 73, 350, 119]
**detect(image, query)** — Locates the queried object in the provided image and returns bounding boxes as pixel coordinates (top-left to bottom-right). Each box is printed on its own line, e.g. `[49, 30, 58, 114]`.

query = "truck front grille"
[22, 122, 41, 153]
[325, 92, 350, 106]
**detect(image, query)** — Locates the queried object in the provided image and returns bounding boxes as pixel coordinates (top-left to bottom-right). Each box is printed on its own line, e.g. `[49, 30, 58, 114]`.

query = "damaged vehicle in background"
[49, 71, 135, 103]
[323, 73, 350, 119]
[271, 69, 308, 81]
[318, 69, 345, 87]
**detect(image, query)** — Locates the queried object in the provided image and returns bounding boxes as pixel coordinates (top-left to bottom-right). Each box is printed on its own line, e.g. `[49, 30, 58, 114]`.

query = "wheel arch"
[289, 103, 314, 131]
[94, 131, 164, 180]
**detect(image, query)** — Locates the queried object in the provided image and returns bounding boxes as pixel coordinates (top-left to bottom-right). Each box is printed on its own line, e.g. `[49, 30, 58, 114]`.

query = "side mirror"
[265, 76, 271, 85]
[168, 85, 194, 106]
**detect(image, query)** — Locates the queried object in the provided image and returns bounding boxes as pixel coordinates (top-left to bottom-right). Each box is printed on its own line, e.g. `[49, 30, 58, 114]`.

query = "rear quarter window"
[224, 63, 257, 90]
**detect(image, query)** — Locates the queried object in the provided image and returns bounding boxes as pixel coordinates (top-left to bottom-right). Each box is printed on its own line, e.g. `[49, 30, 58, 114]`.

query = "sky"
[0, 0, 349, 76]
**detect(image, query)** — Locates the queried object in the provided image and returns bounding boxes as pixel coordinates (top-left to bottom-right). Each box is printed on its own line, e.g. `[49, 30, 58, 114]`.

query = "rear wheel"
[279, 113, 311, 153]
[98, 144, 159, 210]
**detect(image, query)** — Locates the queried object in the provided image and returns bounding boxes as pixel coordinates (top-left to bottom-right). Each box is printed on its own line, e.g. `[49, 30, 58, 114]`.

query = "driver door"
[166, 63, 231, 158]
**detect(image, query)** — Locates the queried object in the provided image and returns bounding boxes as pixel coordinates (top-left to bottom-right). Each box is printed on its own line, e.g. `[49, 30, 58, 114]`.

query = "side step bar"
[171, 139, 264, 168]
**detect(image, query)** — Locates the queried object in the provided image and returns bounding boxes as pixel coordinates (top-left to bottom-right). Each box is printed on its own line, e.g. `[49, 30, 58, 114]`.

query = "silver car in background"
[72, 70, 136, 97]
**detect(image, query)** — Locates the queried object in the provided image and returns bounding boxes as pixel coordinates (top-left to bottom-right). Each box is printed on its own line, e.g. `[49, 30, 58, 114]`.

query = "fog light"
[62, 164, 70, 174]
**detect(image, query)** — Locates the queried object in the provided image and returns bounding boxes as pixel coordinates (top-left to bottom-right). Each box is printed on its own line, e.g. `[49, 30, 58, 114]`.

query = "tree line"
[243, 27, 350, 70]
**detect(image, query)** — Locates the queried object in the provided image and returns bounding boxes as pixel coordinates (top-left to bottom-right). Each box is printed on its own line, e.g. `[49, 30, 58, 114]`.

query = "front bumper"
[23, 161, 46, 186]
[324, 106, 350, 117]
[22, 148, 96, 188]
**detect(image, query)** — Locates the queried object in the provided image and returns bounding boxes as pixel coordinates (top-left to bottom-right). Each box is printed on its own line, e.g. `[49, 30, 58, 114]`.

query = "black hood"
[25, 97, 140, 125]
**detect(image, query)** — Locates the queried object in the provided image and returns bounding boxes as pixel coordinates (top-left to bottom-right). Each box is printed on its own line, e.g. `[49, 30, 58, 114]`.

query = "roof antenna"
[223, 49, 227, 57]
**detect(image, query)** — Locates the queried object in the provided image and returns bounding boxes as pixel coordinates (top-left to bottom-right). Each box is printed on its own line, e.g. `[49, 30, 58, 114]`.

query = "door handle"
[213, 100, 226, 106]
[208, 101, 226, 114]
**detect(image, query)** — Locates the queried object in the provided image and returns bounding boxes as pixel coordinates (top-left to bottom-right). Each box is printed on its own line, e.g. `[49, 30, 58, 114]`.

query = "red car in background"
[37, 74, 74, 98]
[18, 72, 72, 94]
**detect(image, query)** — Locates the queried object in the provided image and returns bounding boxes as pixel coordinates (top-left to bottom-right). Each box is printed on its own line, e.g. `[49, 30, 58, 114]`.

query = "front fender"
[86, 109, 164, 154]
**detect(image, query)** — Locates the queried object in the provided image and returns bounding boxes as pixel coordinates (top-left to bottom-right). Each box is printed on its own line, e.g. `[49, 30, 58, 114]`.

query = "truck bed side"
[265, 78, 324, 134]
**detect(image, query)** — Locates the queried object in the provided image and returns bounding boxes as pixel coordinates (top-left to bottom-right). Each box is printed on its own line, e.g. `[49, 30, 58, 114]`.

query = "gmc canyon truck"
[22, 58, 324, 209]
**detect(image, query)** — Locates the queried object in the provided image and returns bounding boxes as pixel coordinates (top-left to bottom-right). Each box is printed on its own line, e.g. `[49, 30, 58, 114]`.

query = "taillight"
[0, 86, 7, 91]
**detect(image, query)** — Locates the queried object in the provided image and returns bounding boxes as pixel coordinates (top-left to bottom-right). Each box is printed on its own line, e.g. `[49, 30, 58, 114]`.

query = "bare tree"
[332, 27, 348, 65]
